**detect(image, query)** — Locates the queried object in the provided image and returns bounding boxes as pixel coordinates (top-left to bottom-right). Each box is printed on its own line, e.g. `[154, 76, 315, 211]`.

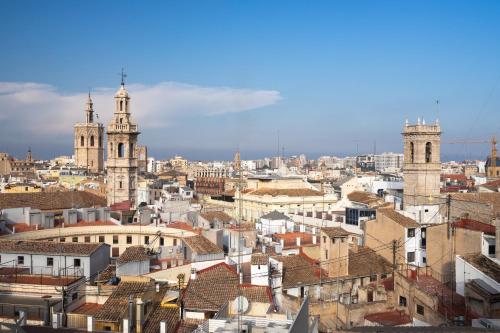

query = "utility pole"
[447, 194, 451, 239]
[392, 239, 397, 282]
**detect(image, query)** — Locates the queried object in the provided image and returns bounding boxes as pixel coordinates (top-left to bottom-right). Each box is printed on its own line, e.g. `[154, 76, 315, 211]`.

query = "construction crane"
[442, 139, 489, 145]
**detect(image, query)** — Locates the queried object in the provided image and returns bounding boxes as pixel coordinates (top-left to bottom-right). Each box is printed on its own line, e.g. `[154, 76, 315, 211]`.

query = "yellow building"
[3, 183, 42, 193]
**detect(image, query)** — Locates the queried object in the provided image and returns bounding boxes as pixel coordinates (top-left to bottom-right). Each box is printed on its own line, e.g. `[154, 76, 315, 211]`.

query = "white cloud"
[0, 81, 282, 136]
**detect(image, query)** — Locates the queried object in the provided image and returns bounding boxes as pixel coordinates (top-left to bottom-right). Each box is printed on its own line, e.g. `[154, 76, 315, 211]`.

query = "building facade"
[106, 81, 140, 207]
[74, 93, 104, 173]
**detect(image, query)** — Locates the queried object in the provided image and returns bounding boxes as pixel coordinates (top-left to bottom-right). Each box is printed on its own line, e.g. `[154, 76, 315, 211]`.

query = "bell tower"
[402, 118, 441, 224]
[106, 73, 140, 207]
[74, 92, 104, 173]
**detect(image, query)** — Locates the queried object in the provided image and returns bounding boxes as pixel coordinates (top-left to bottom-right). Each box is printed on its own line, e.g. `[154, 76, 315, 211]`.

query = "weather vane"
[119, 68, 127, 86]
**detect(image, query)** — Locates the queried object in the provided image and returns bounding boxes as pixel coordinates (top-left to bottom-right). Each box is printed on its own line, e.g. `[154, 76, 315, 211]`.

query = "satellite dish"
[231, 295, 249, 314]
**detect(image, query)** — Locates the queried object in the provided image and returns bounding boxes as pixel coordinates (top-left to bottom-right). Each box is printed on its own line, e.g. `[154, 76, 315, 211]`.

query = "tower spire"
[120, 68, 127, 86]
[86, 90, 94, 123]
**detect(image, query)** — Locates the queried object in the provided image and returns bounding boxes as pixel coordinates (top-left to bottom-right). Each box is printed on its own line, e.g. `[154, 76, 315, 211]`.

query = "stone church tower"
[486, 136, 500, 179]
[106, 80, 140, 207]
[402, 118, 441, 224]
[74, 93, 104, 173]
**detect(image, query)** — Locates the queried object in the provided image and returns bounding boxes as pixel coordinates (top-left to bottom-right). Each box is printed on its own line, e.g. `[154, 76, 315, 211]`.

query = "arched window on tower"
[99, 135, 102, 147]
[425, 142, 432, 163]
[80, 136, 85, 147]
[129, 143, 134, 158]
[90, 135, 95, 147]
[118, 143, 124, 158]
[110, 142, 113, 154]
[410, 142, 414, 163]
[120, 100, 123, 111]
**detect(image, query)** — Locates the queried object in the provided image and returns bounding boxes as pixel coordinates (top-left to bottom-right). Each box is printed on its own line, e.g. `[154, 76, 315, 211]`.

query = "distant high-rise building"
[74, 93, 104, 173]
[402, 118, 441, 223]
[106, 79, 140, 207]
[374, 152, 404, 171]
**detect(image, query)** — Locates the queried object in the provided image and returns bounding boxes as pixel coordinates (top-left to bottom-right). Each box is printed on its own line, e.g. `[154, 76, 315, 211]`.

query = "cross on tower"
[119, 68, 127, 86]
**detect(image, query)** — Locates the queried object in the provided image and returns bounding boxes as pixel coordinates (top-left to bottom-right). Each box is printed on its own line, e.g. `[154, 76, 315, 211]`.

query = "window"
[120, 100, 123, 111]
[119, 181, 123, 189]
[489, 245, 496, 256]
[47, 257, 54, 266]
[126, 235, 132, 244]
[80, 136, 85, 147]
[84, 236, 91, 243]
[72, 237, 78, 243]
[407, 228, 415, 238]
[72, 293, 78, 301]
[90, 135, 95, 147]
[323, 236, 326, 243]
[325, 250, 329, 260]
[370, 275, 377, 282]
[410, 142, 414, 163]
[173, 238, 177, 246]
[60, 237, 66, 243]
[98, 235, 105, 243]
[399, 296, 407, 307]
[118, 143, 124, 158]
[74, 259, 81, 267]
[18, 256, 24, 265]
[416, 304, 425, 315]
[112, 247, 119, 257]
[407, 251, 415, 262]
[425, 142, 432, 163]
[113, 235, 118, 244]
[129, 143, 134, 158]
[99, 135, 102, 147]
[367, 290, 374, 303]
[160, 237, 165, 246]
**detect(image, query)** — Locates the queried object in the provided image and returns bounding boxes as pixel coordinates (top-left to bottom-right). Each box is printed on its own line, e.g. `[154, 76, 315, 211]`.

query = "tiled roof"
[183, 235, 223, 255]
[273, 232, 314, 248]
[272, 254, 322, 289]
[251, 253, 269, 265]
[260, 210, 291, 221]
[0, 240, 106, 256]
[248, 188, 323, 197]
[200, 211, 234, 223]
[143, 303, 179, 333]
[0, 191, 106, 210]
[70, 303, 102, 316]
[347, 191, 385, 207]
[5, 223, 42, 233]
[117, 246, 150, 264]
[378, 208, 419, 228]
[95, 264, 116, 283]
[167, 221, 195, 231]
[322, 227, 351, 239]
[453, 219, 495, 235]
[110, 200, 131, 212]
[451, 192, 500, 213]
[182, 263, 272, 311]
[478, 179, 500, 192]
[94, 281, 153, 322]
[348, 247, 392, 277]
[463, 254, 500, 283]
[0, 274, 82, 286]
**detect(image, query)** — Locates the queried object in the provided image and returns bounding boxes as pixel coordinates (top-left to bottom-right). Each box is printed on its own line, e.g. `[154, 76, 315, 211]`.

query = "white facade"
[0, 245, 109, 279]
[250, 263, 269, 286]
[455, 255, 500, 296]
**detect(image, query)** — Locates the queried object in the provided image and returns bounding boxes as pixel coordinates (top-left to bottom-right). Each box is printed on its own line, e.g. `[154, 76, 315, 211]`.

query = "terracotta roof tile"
[365, 310, 411, 326]
[251, 253, 269, 265]
[453, 219, 495, 235]
[378, 208, 419, 228]
[348, 247, 392, 277]
[94, 281, 153, 322]
[70, 303, 102, 316]
[117, 246, 150, 264]
[347, 191, 385, 207]
[0, 240, 107, 256]
[272, 254, 322, 288]
[182, 263, 271, 311]
[463, 254, 500, 283]
[0, 191, 106, 211]
[322, 227, 351, 239]
[200, 211, 234, 223]
[183, 235, 223, 255]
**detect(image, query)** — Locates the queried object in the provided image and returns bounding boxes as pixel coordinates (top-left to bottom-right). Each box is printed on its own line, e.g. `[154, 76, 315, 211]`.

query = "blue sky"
[1, 1, 499, 161]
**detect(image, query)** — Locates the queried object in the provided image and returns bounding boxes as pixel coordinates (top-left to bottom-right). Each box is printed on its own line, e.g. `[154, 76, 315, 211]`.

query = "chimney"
[280, 239, 284, 248]
[136, 298, 144, 333]
[160, 320, 168, 333]
[296, 237, 301, 247]
[190, 267, 197, 280]
[87, 316, 94, 332]
[312, 235, 317, 245]
[128, 296, 134, 333]
[122, 318, 129, 333]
